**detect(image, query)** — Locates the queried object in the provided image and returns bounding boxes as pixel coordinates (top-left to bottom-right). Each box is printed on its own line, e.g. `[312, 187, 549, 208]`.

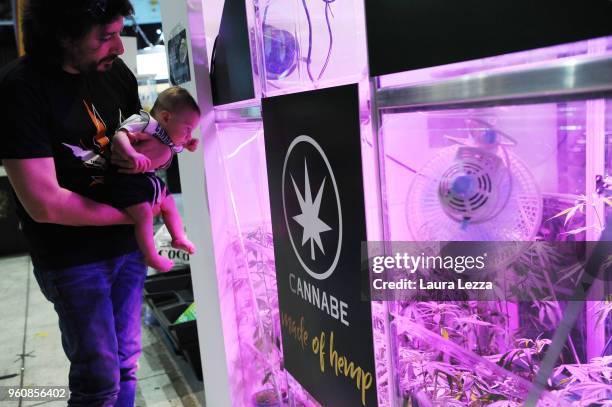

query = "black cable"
[300, 0, 315, 82]
[263, 0, 335, 84]
[318, 0, 335, 81]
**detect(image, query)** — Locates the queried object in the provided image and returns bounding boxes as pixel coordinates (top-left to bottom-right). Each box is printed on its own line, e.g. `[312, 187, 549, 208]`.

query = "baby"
[109, 86, 200, 272]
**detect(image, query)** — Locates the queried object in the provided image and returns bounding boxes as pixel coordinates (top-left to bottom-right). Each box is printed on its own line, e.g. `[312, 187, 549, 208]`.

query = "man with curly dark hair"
[0, 1, 168, 405]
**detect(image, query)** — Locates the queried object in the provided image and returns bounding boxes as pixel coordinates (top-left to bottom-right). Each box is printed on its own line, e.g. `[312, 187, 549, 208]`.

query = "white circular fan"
[437, 146, 510, 224]
[405, 129, 542, 267]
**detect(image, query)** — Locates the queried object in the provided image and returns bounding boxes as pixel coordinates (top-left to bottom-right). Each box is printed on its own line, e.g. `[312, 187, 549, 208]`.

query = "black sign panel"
[366, 0, 612, 77]
[209, 0, 255, 105]
[263, 84, 377, 407]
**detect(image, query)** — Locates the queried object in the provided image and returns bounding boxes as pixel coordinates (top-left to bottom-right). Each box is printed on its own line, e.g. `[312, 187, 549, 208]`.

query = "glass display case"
[245, 0, 368, 96]
[197, 116, 283, 406]
[373, 37, 612, 406]
[204, 0, 370, 403]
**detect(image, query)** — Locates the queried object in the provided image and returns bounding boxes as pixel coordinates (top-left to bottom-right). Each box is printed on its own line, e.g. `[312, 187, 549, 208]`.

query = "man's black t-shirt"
[0, 57, 140, 269]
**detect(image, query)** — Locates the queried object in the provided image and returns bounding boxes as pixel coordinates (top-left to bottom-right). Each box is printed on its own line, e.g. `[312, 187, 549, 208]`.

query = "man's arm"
[3, 157, 133, 226]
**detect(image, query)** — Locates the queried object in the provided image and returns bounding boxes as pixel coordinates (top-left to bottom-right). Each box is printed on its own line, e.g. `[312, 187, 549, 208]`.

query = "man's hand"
[129, 152, 151, 173]
[111, 132, 172, 173]
[111, 131, 144, 173]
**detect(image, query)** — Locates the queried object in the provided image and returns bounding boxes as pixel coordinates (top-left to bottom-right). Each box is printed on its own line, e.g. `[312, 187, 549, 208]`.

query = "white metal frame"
[159, 1, 232, 405]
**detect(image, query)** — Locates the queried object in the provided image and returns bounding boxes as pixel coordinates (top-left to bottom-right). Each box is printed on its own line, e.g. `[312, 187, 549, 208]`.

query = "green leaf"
[547, 206, 577, 222]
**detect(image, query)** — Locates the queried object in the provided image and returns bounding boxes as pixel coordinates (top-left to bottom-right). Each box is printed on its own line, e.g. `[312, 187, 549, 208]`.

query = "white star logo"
[282, 135, 343, 280]
[291, 159, 332, 261]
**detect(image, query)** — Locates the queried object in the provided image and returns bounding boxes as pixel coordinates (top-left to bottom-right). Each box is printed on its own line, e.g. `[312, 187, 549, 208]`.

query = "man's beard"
[77, 55, 118, 73]
[98, 55, 119, 71]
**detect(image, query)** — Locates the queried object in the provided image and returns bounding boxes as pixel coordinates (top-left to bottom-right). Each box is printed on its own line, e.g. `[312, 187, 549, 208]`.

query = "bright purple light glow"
[377, 97, 612, 405]
[380, 36, 612, 88]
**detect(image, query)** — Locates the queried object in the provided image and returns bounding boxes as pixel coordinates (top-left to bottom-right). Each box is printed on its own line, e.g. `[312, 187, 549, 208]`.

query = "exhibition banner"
[263, 84, 377, 407]
[167, 28, 191, 85]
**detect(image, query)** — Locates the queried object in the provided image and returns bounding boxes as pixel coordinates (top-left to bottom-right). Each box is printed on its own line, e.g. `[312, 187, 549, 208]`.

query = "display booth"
[160, 0, 612, 405]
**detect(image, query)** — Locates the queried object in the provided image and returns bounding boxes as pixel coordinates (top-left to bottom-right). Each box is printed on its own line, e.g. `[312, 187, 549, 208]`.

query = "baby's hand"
[129, 152, 151, 172]
[172, 237, 196, 254]
[184, 138, 199, 152]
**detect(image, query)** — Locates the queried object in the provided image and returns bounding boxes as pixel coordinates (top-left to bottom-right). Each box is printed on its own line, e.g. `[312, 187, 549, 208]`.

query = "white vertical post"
[584, 38, 607, 361]
[363, 78, 397, 407]
[159, 1, 232, 405]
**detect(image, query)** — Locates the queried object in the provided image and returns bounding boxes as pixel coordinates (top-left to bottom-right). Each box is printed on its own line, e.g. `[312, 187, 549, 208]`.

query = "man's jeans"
[34, 251, 147, 407]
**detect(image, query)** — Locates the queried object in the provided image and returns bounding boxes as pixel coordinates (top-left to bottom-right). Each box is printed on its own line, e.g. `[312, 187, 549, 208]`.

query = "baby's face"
[164, 109, 200, 147]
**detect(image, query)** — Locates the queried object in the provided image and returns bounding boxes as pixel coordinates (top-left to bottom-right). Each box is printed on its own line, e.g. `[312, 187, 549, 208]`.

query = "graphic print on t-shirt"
[84, 100, 109, 151]
[62, 100, 126, 171]
[62, 142, 106, 170]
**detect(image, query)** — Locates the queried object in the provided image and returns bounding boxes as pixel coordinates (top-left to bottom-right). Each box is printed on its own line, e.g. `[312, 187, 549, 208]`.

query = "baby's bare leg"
[160, 194, 195, 254]
[125, 202, 173, 272]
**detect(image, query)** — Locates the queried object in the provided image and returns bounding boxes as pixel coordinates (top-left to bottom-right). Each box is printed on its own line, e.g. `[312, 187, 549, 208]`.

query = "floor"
[0, 254, 205, 407]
